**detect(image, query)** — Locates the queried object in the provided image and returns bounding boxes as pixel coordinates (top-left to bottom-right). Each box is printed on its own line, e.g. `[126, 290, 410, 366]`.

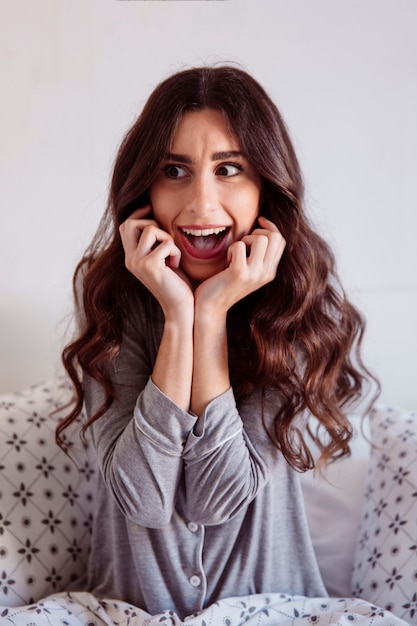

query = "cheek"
[149, 189, 171, 229]
[233, 187, 261, 225]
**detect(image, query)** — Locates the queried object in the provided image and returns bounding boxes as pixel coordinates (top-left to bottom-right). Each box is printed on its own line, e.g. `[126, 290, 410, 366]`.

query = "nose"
[186, 175, 218, 217]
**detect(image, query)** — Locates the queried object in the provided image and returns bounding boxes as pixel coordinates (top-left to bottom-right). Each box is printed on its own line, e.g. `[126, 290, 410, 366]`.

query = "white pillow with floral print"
[0, 377, 97, 606]
[351, 405, 417, 624]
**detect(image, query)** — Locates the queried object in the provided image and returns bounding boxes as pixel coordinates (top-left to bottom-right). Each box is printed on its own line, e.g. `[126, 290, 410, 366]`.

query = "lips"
[178, 225, 231, 260]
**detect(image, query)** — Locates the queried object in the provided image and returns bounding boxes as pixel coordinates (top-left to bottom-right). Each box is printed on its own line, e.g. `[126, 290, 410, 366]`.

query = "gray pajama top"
[82, 294, 327, 618]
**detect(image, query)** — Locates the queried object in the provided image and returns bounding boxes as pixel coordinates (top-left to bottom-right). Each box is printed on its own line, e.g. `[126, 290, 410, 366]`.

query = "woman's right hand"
[119, 206, 194, 320]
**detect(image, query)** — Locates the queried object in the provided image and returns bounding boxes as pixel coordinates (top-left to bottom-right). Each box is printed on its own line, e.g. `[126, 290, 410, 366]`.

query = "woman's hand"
[120, 207, 194, 410]
[119, 206, 194, 321]
[190, 217, 285, 415]
[194, 216, 286, 320]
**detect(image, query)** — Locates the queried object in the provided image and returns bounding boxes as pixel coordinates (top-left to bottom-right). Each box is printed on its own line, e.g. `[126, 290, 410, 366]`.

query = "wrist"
[162, 296, 195, 328]
[163, 312, 194, 337]
[194, 295, 227, 327]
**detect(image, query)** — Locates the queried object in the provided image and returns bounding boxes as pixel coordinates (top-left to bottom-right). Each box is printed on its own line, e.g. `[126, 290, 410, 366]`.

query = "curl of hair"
[57, 65, 378, 470]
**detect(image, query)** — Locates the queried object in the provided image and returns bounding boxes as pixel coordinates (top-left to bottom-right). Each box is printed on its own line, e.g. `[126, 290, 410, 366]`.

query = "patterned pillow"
[351, 405, 417, 624]
[0, 377, 97, 607]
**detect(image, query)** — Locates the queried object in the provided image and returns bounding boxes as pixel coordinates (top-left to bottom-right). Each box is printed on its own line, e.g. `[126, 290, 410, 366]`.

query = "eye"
[215, 163, 243, 177]
[162, 164, 187, 179]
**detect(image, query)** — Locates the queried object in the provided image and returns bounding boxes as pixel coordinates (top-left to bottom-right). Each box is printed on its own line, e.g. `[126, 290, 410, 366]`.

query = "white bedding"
[0, 592, 411, 626]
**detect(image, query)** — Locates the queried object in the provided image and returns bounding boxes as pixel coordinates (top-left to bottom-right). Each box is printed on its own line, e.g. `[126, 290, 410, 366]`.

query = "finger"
[134, 229, 183, 273]
[257, 215, 280, 232]
[167, 255, 180, 270]
[227, 240, 248, 268]
[255, 218, 286, 259]
[241, 233, 269, 265]
[124, 235, 182, 283]
[136, 225, 174, 256]
[245, 228, 286, 259]
[139, 237, 182, 268]
[119, 206, 153, 239]
[263, 236, 286, 281]
[241, 231, 286, 284]
[119, 220, 142, 254]
[120, 215, 159, 237]
[260, 231, 286, 271]
[119, 218, 159, 253]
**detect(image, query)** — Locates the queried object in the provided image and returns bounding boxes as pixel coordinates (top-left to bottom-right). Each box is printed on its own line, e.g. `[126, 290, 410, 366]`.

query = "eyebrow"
[165, 151, 244, 163]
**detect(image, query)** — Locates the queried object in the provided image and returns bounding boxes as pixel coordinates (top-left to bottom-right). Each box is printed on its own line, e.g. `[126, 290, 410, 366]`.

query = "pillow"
[351, 405, 417, 624]
[0, 377, 97, 606]
[301, 414, 371, 597]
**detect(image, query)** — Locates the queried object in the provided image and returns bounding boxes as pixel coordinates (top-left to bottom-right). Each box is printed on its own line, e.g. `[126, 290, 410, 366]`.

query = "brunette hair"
[58, 65, 377, 470]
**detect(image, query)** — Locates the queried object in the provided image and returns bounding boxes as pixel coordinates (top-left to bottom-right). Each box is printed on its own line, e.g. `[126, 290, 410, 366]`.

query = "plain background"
[1, 0, 416, 409]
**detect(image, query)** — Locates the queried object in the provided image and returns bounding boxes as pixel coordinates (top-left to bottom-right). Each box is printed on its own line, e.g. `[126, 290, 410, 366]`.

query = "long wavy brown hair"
[57, 65, 377, 470]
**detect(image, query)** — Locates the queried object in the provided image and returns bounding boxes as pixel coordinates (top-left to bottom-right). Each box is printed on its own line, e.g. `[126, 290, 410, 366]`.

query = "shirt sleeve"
[181, 386, 285, 526]
[84, 296, 196, 529]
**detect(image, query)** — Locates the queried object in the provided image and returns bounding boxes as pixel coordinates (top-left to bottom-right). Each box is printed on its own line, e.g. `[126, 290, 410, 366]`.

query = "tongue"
[188, 234, 221, 250]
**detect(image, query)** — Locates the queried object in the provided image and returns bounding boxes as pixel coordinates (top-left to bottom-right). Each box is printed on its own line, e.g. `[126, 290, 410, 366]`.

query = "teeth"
[181, 227, 227, 237]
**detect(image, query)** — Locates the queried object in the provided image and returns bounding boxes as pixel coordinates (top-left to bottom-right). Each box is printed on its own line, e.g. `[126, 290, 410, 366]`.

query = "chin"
[183, 262, 226, 284]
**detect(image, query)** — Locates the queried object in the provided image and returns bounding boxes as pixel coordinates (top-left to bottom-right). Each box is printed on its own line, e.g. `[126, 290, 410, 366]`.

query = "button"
[189, 575, 201, 587]
[188, 522, 198, 532]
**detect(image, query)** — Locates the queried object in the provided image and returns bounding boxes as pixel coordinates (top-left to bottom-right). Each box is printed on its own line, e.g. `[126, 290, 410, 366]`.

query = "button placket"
[187, 523, 202, 587]
[181, 518, 206, 604]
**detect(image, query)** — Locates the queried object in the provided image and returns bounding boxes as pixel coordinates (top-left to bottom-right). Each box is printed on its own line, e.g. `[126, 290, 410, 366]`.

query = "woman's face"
[149, 108, 261, 283]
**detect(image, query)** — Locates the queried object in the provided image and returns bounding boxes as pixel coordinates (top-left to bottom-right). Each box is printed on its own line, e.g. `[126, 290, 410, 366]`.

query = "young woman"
[58, 66, 375, 619]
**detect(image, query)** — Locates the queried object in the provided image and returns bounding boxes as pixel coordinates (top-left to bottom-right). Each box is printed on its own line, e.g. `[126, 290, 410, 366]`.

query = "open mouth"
[181, 226, 229, 249]
[178, 226, 231, 259]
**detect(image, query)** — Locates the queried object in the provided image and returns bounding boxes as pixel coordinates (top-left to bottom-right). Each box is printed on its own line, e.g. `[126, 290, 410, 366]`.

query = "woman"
[58, 66, 375, 618]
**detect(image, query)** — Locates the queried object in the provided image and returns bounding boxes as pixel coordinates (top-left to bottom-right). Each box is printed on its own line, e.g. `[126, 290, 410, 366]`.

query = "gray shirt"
[82, 293, 327, 618]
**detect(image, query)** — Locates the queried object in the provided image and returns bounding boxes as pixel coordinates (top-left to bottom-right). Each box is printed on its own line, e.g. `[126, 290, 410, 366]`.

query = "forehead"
[171, 109, 240, 151]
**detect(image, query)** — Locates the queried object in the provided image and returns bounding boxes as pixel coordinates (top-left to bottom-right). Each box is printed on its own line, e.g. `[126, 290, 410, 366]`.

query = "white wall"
[1, 0, 416, 409]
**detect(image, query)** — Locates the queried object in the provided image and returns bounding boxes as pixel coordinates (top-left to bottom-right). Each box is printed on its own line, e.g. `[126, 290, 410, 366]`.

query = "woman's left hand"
[194, 216, 286, 319]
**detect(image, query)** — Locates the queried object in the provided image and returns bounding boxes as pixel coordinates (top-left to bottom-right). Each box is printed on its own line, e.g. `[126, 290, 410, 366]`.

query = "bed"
[0, 377, 415, 625]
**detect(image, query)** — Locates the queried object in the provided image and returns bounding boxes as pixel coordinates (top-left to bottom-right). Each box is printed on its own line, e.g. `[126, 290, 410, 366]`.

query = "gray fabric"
[80, 293, 327, 619]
